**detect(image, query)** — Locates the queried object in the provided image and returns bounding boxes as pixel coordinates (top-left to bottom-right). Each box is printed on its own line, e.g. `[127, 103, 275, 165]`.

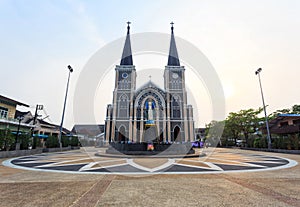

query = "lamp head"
[255, 68, 262, 75]
[68, 65, 73, 72]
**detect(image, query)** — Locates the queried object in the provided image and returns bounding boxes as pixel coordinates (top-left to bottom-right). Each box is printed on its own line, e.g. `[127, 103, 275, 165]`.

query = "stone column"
[133, 106, 137, 142]
[166, 94, 171, 142]
[163, 111, 167, 143]
[156, 108, 159, 141]
[129, 101, 133, 141]
[140, 118, 144, 142]
[140, 107, 144, 142]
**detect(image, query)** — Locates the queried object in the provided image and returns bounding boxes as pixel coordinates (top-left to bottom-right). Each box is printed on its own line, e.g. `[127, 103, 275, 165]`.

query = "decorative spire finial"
[127, 21, 131, 34]
[170, 21, 174, 33]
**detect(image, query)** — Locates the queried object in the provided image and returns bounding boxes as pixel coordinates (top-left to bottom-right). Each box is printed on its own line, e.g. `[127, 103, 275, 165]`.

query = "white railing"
[0, 116, 34, 127]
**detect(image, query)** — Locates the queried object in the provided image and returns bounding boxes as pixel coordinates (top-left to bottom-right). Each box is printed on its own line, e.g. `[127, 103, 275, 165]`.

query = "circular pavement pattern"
[3, 148, 297, 175]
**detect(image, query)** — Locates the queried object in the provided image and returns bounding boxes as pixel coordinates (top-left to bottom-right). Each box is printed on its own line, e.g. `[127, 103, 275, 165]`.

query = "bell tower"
[105, 22, 137, 142]
[164, 22, 193, 142]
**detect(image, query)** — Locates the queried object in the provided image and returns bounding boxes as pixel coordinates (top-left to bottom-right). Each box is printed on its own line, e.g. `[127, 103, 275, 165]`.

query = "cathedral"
[105, 23, 195, 143]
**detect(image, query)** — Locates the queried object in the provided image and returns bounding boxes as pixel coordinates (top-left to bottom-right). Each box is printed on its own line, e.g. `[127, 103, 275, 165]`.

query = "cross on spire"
[170, 21, 174, 32]
[149, 75, 152, 81]
[126, 21, 131, 34]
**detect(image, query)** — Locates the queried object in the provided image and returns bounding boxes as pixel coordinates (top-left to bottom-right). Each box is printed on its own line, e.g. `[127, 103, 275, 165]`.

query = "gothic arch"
[173, 125, 182, 142]
[118, 93, 129, 118]
[134, 88, 165, 109]
[171, 95, 182, 119]
[117, 125, 126, 142]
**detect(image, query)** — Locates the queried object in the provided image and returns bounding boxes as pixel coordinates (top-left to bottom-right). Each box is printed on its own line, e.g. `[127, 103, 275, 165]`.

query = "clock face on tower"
[122, 72, 128, 79]
[172, 72, 179, 79]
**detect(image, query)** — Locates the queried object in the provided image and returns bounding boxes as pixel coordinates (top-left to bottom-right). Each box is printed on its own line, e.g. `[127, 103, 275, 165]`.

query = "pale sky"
[1, 0, 300, 129]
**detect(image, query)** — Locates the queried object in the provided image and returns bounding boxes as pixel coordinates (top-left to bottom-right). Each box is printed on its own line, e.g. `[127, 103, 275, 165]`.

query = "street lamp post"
[255, 68, 272, 149]
[58, 65, 73, 150]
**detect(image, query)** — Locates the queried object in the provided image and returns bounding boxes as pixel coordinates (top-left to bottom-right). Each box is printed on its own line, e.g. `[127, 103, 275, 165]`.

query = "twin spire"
[120, 22, 180, 66]
[120, 21, 133, 65]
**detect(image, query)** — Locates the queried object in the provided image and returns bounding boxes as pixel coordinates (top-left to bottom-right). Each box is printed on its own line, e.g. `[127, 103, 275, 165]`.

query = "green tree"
[269, 108, 291, 120]
[226, 108, 263, 147]
[269, 104, 300, 119]
[205, 120, 225, 147]
[224, 114, 242, 146]
[292, 105, 300, 114]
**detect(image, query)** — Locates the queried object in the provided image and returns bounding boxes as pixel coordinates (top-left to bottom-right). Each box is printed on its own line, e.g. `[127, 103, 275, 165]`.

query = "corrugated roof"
[278, 114, 300, 117]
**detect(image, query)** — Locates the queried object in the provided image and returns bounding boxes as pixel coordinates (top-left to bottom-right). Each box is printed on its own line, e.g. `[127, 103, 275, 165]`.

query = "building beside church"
[0, 95, 33, 133]
[105, 23, 195, 143]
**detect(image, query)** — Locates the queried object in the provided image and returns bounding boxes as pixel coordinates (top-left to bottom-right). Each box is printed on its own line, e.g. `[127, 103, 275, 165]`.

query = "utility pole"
[31, 104, 43, 149]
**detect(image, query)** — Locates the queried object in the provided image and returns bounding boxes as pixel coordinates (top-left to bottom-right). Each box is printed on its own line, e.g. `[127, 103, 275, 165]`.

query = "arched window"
[118, 94, 128, 118]
[171, 95, 181, 118]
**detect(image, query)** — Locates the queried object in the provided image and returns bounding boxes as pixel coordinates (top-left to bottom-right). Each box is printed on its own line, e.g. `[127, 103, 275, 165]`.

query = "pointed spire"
[120, 21, 133, 65]
[167, 22, 180, 66]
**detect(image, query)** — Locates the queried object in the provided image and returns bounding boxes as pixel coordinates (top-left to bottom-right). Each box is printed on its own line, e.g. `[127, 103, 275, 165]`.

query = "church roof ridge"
[136, 80, 163, 92]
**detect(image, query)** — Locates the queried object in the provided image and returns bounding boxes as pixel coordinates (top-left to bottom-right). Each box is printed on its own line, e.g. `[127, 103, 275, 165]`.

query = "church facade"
[105, 23, 195, 143]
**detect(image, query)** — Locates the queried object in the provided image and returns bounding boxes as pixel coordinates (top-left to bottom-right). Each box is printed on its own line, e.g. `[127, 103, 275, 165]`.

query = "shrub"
[45, 136, 59, 148]
[19, 133, 31, 150]
[259, 137, 267, 148]
[253, 137, 260, 148]
[247, 137, 255, 148]
[70, 136, 79, 146]
[290, 134, 299, 150]
[0, 129, 15, 151]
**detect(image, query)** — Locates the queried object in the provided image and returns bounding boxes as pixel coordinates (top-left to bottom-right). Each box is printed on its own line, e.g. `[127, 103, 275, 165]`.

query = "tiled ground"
[3, 147, 296, 174]
[1, 148, 299, 207]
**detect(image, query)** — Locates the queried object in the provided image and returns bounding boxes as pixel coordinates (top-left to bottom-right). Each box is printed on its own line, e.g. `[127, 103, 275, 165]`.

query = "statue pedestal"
[144, 124, 157, 143]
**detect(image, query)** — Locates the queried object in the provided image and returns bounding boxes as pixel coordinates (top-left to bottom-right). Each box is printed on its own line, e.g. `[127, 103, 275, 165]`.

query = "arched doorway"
[174, 126, 182, 142]
[118, 126, 126, 142]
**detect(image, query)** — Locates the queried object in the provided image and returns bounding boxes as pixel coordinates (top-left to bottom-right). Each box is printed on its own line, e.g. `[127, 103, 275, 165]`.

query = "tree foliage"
[205, 120, 225, 147]
[269, 104, 300, 119]
[205, 104, 300, 149]
[225, 108, 263, 146]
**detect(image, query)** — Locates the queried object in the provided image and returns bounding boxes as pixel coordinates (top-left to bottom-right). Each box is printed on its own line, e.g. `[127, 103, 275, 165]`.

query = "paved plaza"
[0, 148, 300, 206]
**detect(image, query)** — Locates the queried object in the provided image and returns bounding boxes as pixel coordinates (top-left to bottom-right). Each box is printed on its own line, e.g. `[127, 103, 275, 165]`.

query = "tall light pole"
[59, 65, 73, 150]
[255, 68, 272, 149]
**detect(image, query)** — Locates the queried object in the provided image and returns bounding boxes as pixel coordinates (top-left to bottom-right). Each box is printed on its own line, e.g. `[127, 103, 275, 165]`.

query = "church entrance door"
[174, 126, 182, 142]
[118, 126, 126, 142]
